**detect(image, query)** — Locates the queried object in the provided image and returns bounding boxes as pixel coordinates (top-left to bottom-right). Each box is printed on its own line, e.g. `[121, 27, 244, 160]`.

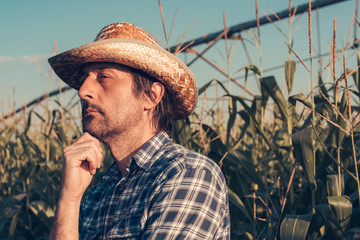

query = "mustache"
[81, 102, 105, 115]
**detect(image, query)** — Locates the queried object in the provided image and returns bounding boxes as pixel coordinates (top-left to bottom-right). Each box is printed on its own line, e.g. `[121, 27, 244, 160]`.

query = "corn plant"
[172, 1, 360, 238]
[0, 100, 112, 239]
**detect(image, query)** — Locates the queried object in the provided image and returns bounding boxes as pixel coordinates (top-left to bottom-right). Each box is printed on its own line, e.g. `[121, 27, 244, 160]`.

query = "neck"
[105, 125, 159, 176]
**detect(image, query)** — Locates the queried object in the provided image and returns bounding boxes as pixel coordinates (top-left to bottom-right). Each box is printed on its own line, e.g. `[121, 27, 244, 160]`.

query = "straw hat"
[48, 22, 198, 119]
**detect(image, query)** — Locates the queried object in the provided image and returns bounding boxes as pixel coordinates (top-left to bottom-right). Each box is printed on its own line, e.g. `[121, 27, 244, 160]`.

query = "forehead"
[80, 62, 132, 74]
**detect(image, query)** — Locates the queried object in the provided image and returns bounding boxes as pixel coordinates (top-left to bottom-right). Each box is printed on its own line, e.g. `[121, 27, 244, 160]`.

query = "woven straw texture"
[48, 23, 197, 119]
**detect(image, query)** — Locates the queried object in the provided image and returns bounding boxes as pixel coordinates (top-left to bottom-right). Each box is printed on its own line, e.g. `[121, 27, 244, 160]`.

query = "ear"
[144, 82, 165, 110]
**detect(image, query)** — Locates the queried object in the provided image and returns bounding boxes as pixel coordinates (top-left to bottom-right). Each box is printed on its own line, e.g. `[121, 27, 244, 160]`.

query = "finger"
[83, 142, 103, 169]
[76, 139, 103, 168]
[86, 146, 103, 175]
[83, 148, 101, 175]
[64, 146, 102, 173]
[63, 135, 103, 176]
[66, 139, 103, 160]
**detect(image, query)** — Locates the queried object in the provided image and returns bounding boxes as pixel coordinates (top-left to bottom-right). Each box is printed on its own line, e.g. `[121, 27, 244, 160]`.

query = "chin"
[83, 117, 100, 135]
[83, 123, 114, 143]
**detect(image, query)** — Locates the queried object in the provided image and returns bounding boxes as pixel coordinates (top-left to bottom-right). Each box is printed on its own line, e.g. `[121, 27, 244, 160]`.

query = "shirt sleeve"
[141, 167, 230, 240]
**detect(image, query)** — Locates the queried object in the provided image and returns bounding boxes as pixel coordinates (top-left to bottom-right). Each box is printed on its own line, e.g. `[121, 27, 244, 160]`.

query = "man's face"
[78, 62, 144, 143]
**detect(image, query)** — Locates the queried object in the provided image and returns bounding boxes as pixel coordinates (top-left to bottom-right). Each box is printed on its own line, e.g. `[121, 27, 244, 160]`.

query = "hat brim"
[48, 38, 198, 119]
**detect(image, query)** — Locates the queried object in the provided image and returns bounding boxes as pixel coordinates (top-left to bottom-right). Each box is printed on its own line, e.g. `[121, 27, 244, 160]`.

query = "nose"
[78, 73, 96, 101]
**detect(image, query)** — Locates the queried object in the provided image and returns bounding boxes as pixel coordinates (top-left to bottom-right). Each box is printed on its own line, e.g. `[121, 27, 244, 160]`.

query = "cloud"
[0, 56, 15, 63]
[0, 55, 47, 64]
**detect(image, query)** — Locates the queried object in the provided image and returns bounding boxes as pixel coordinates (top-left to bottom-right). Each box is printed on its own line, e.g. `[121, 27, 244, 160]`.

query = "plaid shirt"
[79, 132, 230, 239]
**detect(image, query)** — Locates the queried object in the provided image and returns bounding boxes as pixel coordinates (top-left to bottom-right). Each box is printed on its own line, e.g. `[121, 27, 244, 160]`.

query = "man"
[48, 22, 230, 239]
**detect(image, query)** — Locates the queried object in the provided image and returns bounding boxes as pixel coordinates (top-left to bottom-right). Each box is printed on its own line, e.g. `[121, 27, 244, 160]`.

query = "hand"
[60, 132, 103, 203]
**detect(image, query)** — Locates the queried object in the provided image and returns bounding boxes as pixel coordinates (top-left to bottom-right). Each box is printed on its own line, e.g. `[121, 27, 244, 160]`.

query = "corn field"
[2, 0, 360, 239]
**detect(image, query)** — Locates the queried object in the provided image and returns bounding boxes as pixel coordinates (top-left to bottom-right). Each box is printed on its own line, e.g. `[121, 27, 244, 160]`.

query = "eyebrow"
[80, 65, 109, 76]
[82, 65, 105, 71]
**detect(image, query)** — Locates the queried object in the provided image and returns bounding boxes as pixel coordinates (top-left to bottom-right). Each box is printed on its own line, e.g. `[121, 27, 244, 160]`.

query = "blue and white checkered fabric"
[79, 132, 230, 239]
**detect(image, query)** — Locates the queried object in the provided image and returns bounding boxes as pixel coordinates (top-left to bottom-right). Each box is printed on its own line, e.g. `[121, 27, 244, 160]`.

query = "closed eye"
[100, 74, 110, 79]
[97, 74, 110, 81]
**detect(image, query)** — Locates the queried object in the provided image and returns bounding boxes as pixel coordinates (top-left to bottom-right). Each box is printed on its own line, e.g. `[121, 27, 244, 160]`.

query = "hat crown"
[94, 23, 161, 47]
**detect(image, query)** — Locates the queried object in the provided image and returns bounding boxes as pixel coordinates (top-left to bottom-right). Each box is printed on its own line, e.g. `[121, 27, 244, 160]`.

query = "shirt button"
[118, 185, 124, 191]
[108, 219, 113, 225]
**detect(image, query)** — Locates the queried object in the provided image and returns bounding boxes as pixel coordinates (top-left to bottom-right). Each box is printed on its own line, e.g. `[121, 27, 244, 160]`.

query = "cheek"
[107, 94, 131, 113]
[102, 86, 143, 114]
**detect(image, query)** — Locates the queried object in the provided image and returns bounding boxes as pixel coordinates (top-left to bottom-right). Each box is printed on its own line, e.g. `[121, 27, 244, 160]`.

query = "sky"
[0, 0, 358, 117]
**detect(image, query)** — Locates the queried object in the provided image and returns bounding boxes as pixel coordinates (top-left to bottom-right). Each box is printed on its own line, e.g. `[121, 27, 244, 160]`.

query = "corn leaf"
[201, 124, 227, 154]
[226, 97, 237, 147]
[228, 188, 252, 222]
[260, 81, 270, 109]
[287, 96, 296, 135]
[289, 93, 313, 109]
[29, 200, 55, 229]
[347, 228, 360, 240]
[316, 202, 347, 240]
[285, 60, 296, 93]
[23, 110, 34, 135]
[198, 79, 215, 96]
[250, 96, 262, 122]
[321, 90, 349, 150]
[54, 122, 70, 146]
[233, 110, 250, 148]
[173, 118, 193, 149]
[9, 205, 22, 237]
[29, 200, 55, 219]
[231, 95, 277, 151]
[228, 149, 266, 191]
[327, 196, 353, 233]
[280, 214, 313, 240]
[244, 64, 261, 87]
[292, 126, 323, 190]
[326, 174, 344, 197]
[260, 76, 288, 124]
[347, 68, 358, 88]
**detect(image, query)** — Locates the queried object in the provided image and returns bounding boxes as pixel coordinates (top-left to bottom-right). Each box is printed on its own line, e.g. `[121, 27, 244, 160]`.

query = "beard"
[82, 102, 114, 142]
[81, 100, 142, 144]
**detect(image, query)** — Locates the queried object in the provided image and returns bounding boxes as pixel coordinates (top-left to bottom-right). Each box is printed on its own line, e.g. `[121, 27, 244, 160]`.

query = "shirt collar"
[101, 131, 172, 182]
[131, 131, 171, 171]
[101, 161, 122, 182]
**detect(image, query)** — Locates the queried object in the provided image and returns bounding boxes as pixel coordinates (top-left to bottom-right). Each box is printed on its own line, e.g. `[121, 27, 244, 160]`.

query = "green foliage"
[2, 74, 360, 239]
[0, 108, 75, 239]
[0, 105, 111, 239]
[3, 63, 360, 240]
[172, 67, 360, 239]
